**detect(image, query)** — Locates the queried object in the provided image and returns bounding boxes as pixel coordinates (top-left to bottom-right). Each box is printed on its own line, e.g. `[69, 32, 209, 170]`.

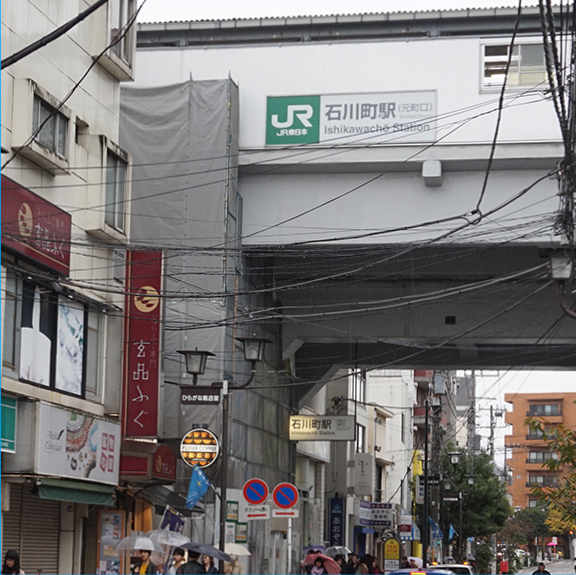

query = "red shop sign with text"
[1, 175, 71, 275]
[122, 250, 163, 437]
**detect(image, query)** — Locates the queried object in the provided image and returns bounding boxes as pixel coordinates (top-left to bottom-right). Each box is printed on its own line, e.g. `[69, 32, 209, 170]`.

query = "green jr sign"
[266, 96, 320, 145]
[1, 395, 17, 452]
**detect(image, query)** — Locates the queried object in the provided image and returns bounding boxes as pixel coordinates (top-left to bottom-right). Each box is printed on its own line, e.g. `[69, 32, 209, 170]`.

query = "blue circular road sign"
[243, 479, 269, 505]
[273, 482, 299, 509]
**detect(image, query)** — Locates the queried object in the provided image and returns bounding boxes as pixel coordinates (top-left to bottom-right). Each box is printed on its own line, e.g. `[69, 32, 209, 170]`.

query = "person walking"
[1, 550, 24, 575]
[132, 550, 157, 575]
[343, 553, 360, 574]
[202, 555, 219, 574]
[532, 563, 551, 575]
[178, 552, 204, 575]
[167, 548, 186, 575]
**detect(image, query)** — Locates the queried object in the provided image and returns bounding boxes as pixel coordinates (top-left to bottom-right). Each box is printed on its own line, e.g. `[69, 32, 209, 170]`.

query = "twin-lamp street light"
[178, 336, 270, 559]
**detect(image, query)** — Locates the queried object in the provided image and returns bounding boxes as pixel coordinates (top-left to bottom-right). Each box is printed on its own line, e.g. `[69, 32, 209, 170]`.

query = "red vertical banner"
[122, 250, 163, 437]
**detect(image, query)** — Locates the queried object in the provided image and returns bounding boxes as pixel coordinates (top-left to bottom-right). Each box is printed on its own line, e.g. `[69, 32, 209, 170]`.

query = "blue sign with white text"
[329, 498, 346, 547]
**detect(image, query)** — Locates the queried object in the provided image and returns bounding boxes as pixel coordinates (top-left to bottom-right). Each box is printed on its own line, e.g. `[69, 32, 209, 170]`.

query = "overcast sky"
[138, 0, 538, 22]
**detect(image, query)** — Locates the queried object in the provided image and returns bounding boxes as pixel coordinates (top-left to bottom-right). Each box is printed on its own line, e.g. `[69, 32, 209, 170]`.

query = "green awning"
[37, 478, 115, 506]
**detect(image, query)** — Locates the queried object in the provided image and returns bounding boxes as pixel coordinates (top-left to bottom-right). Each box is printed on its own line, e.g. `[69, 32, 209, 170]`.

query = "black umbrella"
[182, 542, 232, 563]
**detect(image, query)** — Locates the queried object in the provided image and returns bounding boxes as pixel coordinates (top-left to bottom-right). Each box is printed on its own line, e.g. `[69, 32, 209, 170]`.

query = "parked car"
[389, 569, 456, 575]
[433, 564, 474, 575]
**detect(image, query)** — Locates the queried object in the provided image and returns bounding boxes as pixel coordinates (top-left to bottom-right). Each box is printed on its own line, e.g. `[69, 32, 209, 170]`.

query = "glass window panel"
[105, 154, 116, 227]
[116, 159, 126, 231]
[521, 43, 544, 67]
[57, 115, 67, 158]
[85, 310, 101, 398]
[37, 100, 55, 151]
[485, 45, 508, 57]
[2, 273, 18, 369]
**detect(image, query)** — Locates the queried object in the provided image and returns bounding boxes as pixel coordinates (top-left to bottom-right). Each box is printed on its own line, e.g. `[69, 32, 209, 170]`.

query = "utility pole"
[422, 399, 430, 569]
[489, 405, 495, 460]
[488, 406, 503, 461]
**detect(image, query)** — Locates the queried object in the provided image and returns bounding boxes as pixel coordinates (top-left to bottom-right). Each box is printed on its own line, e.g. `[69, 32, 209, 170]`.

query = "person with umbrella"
[132, 550, 158, 575]
[311, 557, 328, 574]
[178, 552, 204, 575]
[201, 554, 219, 574]
[167, 548, 186, 575]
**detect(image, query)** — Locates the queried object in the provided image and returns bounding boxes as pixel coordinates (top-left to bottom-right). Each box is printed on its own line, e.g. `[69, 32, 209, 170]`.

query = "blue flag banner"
[186, 465, 210, 509]
[429, 516, 443, 540]
[449, 524, 458, 541]
[160, 506, 186, 533]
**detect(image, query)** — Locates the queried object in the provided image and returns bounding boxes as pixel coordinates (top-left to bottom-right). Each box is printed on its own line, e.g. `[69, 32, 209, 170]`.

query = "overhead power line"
[1, 0, 110, 69]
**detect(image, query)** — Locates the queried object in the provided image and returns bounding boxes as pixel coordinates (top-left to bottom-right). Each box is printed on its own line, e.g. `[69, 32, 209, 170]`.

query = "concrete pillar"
[315, 462, 325, 544]
[58, 502, 75, 575]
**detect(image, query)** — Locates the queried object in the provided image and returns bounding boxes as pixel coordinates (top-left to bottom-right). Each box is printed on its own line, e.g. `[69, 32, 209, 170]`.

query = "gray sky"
[138, 0, 533, 22]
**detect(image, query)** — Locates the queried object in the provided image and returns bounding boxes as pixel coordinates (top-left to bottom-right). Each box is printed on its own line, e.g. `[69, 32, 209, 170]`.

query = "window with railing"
[527, 474, 559, 487]
[528, 403, 561, 416]
[528, 451, 559, 463]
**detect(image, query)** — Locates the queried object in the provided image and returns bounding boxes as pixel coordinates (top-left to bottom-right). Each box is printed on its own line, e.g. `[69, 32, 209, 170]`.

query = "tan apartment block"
[504, 392, 576, 510]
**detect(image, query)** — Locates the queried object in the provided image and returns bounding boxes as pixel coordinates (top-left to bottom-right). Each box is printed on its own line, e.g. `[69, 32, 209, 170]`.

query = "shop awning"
[138, 484, 201, 517]
[37, 478, 115, 506]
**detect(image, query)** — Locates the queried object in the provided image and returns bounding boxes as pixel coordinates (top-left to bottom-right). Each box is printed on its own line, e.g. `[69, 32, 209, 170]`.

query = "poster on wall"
[98, 510, 125, 575]
[37, 402, 120, 484]
[19, 281, 54, 386]
[55, 297, 85, 395]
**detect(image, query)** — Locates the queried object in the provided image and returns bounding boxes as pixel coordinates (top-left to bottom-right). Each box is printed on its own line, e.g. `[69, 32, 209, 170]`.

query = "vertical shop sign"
[329, 497, 346, 547]
[122, 250, 163, 437]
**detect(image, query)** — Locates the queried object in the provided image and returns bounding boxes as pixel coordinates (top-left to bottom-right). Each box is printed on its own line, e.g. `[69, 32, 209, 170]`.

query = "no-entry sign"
[272, 482, 299, 509]
[243, 479, 269, 505]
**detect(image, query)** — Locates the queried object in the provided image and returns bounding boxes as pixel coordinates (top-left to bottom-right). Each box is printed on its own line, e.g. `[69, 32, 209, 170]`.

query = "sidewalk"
[516, 559, 575, 574]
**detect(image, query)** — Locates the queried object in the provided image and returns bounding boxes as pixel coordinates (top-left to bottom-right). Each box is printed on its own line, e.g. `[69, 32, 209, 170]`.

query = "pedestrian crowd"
[301, 551, 383, 574]
[130, 548, 241, 575]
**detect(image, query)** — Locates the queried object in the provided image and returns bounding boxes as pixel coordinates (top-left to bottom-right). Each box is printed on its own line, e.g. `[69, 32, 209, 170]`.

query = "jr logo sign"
[266, 96, 320, 145]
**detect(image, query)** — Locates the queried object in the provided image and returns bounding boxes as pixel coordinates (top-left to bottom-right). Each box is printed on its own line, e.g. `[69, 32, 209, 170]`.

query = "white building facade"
[1, 1, 140, 573]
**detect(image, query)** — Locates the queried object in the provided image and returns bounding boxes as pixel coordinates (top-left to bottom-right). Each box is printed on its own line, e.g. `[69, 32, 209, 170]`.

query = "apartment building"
[504, 392, 576, 509]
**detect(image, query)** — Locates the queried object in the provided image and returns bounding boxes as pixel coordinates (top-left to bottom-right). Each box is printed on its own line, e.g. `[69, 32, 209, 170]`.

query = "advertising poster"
[55, 297, 85, 395]
[37, 402, 120, 483]
[98, 510, 125, 575]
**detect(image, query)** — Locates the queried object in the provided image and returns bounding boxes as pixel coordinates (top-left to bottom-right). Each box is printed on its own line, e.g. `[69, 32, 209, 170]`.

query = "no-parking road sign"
[243, 479, 269, 505]
[272, 482, 299, 509]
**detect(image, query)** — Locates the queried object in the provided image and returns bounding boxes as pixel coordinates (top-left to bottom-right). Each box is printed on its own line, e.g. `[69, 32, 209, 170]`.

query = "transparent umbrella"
[146, 529, 190, 547]
[115, 535, 164, 553]
[224, 543, 251, 556]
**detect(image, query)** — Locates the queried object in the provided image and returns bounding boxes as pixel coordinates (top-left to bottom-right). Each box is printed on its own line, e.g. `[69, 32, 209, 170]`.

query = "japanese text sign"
[1, 175, 71, 275]
[266, 91, 437, 146]
[122, 250, 163, 437]
[289, 415, 355, 441]
[329, 497, 346, 547]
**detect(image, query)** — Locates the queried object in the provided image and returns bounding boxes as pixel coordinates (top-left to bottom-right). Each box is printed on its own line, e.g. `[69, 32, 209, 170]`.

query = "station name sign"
[266, 91, 437, 146]
[289, 415, 355, 441]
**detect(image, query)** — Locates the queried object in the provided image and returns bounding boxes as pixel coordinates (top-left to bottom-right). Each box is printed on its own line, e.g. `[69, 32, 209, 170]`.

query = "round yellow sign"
[134, 285, 160, 313]
[180, 428, 220, 468]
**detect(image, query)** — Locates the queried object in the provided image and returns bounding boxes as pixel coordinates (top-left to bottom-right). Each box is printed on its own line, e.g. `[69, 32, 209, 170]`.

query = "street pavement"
[516, 559, 575, 574]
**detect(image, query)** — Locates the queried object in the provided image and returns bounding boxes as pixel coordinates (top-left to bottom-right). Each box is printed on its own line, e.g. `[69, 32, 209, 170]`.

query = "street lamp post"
[179, 337, 270, 563]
